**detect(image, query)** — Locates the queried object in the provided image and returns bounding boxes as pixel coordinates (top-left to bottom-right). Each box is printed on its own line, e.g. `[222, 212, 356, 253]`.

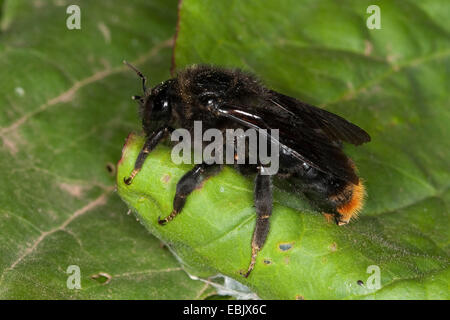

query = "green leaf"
[0, 0, 215, 299]
[118, 0, 450, 299]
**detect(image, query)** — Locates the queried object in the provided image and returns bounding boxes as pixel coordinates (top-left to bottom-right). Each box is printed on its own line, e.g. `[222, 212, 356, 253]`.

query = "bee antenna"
[123, 60, 148, 94]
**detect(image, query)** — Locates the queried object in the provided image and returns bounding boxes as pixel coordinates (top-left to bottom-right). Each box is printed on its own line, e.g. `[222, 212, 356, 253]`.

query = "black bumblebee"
[122, 62, 371, 277]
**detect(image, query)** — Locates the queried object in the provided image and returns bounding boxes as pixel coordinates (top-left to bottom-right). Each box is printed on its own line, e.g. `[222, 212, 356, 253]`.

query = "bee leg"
[158, 163, 221, 225]
[124, 127, 168, 185]
[243, 167, 272, 278]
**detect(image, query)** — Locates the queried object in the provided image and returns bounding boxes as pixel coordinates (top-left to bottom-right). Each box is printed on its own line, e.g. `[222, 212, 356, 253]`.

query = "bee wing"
[216, 92, 370, 184]
[267, 90, 371, 145]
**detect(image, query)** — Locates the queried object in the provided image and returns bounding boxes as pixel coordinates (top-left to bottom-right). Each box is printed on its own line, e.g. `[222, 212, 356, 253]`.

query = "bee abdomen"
[330, 180, 365, 225]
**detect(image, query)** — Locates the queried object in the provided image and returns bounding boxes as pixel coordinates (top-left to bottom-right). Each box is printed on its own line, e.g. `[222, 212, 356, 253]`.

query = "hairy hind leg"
[243, 166, 273, 278]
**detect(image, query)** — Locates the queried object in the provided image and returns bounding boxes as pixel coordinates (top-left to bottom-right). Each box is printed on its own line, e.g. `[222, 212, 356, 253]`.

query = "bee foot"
[157, 216, 167, 225]
[158, 210, 178, 226]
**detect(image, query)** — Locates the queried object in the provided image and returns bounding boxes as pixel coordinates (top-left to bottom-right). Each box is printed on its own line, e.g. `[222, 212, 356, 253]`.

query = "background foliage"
[0, 0, 216, 299]
[1, 0, 449, 299]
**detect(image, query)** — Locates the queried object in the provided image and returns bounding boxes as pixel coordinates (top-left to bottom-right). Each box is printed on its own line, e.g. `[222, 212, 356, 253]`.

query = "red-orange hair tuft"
[336, 180, 365, 224]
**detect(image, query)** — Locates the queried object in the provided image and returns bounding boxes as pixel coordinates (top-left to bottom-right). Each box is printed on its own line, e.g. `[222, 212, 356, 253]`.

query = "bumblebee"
[122, 62, 370, 277]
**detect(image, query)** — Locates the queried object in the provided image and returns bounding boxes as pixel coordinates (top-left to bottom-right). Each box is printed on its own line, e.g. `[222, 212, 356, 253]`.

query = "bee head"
[141, 81, 173, 134]
[124, 61, 173, 135]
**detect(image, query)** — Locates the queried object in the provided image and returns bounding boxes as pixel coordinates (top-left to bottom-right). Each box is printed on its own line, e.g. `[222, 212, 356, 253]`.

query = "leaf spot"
[161, 174, 171, 183]
[329, 242, 338, 252]
[15, 87, 25, 97]
[104, 162, 116, 176]
[91, 272, 112, 285]
[278, 242, 294, 252]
